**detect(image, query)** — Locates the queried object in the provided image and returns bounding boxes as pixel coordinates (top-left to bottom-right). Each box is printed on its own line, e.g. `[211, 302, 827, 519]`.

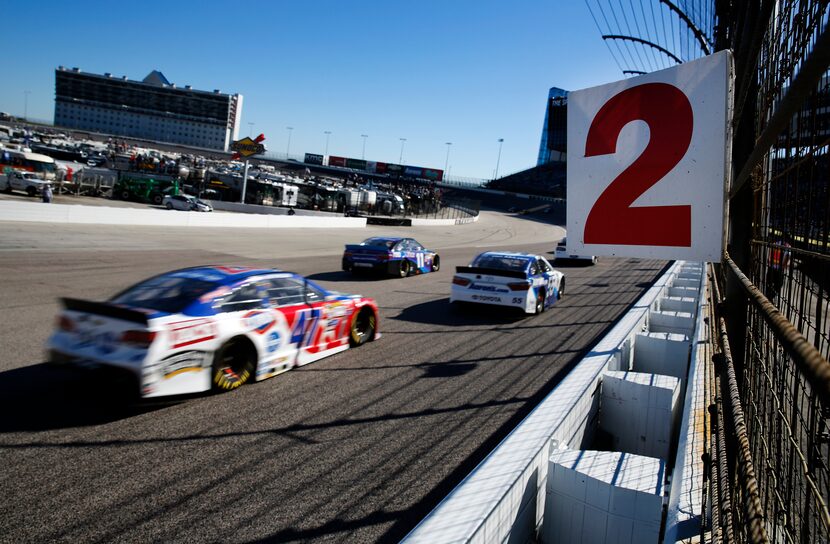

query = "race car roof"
[475, 251, 536, 262]
[164, 266, 282, 286]
[362, 236, 403, 244]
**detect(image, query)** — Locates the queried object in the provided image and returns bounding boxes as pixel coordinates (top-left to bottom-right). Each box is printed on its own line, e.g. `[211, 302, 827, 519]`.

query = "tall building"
[537, 87, 568, 166]
[54, 67, 243, 151]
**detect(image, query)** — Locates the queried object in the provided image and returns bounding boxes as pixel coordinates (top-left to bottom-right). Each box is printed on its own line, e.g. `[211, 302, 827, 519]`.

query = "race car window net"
[111, 276, 220, 314]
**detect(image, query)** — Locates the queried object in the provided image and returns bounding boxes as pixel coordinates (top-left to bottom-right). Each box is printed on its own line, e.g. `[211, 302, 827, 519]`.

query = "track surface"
[0, 211, 665, 543]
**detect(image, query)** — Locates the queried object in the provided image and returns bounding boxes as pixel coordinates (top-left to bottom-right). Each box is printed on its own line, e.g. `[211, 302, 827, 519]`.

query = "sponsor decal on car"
[243, 310, 277, 334]
[472, 295, 503, 302]
[160, 350, 206, 379]
[168, 318, 217, 349]
[266, 331, 281, 353]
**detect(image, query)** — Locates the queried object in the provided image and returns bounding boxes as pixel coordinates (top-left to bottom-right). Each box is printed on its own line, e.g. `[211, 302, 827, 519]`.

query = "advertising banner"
[328, 156, 347, 168]
[304, 153, 324, 165]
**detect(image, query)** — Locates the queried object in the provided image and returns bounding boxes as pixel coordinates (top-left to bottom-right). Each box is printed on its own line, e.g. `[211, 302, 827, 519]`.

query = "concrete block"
[633, 332, 691, 383]
[600, 371, 681, 459]
[649, 310, 695, 336]
[544, 450, 664, 544]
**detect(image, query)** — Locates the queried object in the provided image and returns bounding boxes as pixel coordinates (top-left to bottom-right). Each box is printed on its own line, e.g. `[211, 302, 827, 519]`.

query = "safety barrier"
[0, 201, 367, 229]
[403, 261, 707, 543]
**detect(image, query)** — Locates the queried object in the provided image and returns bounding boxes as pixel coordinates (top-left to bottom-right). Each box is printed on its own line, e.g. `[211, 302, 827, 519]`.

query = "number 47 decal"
[584, 83, 693, 247]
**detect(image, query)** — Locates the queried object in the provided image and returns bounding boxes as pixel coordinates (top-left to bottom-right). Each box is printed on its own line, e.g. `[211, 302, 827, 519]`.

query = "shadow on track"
[306, 270, 402, 283]
[0, 363, 176, 432]
[392, 298, 529, 327]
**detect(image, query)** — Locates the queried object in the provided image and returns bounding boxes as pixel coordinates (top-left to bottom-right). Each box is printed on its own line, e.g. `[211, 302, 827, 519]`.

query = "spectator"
[287, 206, 296, 216]
[42, 183, 53, 203]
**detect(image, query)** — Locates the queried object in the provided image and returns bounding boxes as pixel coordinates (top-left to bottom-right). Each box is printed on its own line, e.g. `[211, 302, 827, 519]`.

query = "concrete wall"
[0, 201, 367, 229]
[403, 261, 708, 544]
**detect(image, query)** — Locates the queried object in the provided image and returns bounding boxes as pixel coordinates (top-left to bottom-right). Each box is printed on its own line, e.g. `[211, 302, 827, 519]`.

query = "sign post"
[230, 134, 267, 203]
[566, 50, 733, 262]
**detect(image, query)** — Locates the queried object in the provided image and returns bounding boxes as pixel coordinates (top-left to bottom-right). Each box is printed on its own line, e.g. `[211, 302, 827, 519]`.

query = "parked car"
[2, 171, 49, 197]
[163, 194, 212, 212]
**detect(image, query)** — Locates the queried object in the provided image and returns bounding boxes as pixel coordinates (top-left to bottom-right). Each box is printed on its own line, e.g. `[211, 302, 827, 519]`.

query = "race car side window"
[410, 240, 423, 251]
[530, 261, 541, 276]
[217, 282, 266, 312]
[266, 278, 305, 307]
[539, 259, 553, 273]
[304, 281, 326, 304]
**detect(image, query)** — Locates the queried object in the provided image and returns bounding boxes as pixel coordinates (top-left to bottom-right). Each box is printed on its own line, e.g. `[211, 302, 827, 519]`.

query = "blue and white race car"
[342, 237, 440, 277]
[450, 252, 565, 314]
[47, 266, 380, 398]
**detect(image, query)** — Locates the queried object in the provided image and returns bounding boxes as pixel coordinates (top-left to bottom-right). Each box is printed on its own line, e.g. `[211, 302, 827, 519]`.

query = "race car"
[342, 237, 440, 277]
[450, 251, 565, 314]
[554, 237, 598, 265]
[46, 266, 379, 398]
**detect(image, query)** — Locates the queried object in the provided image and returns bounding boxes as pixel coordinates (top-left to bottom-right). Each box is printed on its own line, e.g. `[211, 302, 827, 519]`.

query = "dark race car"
[47, 266, 380, 398]
[342, 237, 440, 277]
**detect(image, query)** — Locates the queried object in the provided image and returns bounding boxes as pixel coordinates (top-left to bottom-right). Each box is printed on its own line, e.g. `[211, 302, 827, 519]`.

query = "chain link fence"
[710, 1, 830, 543]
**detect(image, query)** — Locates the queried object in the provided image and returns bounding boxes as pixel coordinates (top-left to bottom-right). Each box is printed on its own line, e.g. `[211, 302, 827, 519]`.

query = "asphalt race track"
[0, 211, 666, 543]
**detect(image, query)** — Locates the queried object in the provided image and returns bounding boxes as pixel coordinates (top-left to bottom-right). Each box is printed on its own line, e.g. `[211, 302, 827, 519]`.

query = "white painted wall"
[0, 201, 367, 229]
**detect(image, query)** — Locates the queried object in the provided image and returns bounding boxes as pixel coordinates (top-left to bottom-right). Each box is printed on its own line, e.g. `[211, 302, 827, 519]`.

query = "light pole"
[361, 134, 368, 159]
[23, 90, 31, 120]
[248, 122, 254, 137]
[444, 142, 452, 173]
[324, 131, 331, 156]
[494, 138, 504, 179]
[286, 126, 294, 158]
[399, 138, 407, 163]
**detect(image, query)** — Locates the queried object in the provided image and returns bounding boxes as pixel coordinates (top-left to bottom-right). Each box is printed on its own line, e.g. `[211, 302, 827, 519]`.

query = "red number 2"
[584, 83, 693, 247]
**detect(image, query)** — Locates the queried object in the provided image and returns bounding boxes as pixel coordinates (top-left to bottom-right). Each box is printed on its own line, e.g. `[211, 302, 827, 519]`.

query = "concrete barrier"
[402, 261, 686, 544]
[0, 201, 367, 229]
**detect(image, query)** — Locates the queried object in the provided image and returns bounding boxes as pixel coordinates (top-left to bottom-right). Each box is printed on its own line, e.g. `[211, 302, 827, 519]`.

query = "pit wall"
[403, 260, 707, 544]
[0, 201, 367, 228]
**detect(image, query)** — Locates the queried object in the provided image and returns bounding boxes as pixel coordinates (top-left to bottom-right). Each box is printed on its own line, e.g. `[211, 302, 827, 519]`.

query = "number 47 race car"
[450, 252, 565, 314]
[47, 266, 380, 398]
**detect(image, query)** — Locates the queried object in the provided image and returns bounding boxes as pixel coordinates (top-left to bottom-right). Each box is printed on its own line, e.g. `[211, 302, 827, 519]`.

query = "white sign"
[566, 50, 732, 262]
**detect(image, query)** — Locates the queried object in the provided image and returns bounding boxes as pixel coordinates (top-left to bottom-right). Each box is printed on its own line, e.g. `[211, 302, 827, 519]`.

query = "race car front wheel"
[398, 259, 410, 278]
[432, 255, 441, 272]
[558, 278, 565, 299]
[350, 308, 376, 346]
[212, 337, 256, 391]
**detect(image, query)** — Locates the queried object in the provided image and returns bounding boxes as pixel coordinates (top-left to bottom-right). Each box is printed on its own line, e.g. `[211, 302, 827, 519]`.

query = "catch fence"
[709, 2, 830, 543]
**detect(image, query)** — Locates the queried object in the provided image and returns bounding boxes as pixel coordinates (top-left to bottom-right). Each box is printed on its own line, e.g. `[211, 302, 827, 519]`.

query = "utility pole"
[494, 138, 504, 179]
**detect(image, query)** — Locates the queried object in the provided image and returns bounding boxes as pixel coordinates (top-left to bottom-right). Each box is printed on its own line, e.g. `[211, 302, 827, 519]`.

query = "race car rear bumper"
[450, 288, 534, 313]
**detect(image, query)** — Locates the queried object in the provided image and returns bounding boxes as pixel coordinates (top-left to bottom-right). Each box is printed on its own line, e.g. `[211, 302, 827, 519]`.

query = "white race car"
[450, 251, 565, 314]
[554, 238, 597, 264]
[47, 266, 379, 398]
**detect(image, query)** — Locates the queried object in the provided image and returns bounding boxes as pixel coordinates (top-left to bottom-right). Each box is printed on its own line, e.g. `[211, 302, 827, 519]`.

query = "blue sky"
[1, 1, 623, 179]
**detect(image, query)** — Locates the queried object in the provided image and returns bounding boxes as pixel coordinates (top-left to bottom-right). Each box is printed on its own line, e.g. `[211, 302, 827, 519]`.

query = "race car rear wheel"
[535, 292, 546, 314]
[212, 337, 256, 391]
[432, 255, 441, 272]
[558, 278, 565, 299]
[350, 308, 376, 346]
[398, 259, 410, 278]
[166, 202, 173, 210]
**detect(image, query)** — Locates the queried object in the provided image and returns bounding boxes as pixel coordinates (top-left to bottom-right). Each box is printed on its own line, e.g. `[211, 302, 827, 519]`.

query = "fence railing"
[712, 2, 830, 543]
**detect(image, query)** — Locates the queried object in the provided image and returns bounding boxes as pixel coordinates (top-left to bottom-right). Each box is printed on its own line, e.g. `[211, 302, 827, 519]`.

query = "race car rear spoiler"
[455, 266, 528, 280]
[344, 244, 390, 253]
[61, 298, 150, 325]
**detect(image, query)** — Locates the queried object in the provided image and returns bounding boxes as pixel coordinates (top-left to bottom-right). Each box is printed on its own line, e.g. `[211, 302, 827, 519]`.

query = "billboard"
[327, 155, 347, 167]
[304, 153, 324, 165]
[346, 158, 367, 170]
